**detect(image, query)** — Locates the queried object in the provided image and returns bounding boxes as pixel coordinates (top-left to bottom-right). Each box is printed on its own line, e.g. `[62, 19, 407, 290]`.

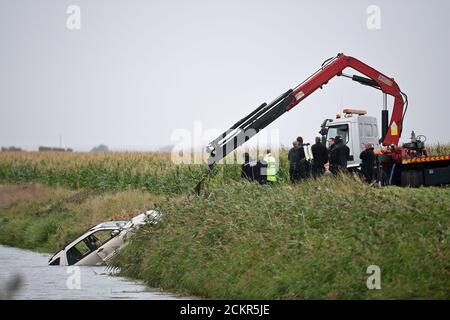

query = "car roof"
[90, 221, 128, 231]
[50, 221, 128, 260]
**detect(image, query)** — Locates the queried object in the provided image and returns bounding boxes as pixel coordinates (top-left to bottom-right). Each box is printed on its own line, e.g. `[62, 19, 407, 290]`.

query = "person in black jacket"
[311, 137, 328, 178]
[328, 137, 339, 174]
[256, 156, 267, 185]
[288, 140, 301, 183]
[241, 152, 254, 181]
[296, 136, 309, 180]
[335, 135, 350, 172]
[360, 143, 375, 183]
[329, 136, 350, 174]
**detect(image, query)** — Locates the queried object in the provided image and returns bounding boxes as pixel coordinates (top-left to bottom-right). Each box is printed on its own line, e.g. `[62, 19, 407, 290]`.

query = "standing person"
[328, 137, 340, 174]
[241, 152, 254, 181]
[296, 137, 306, 159]
[334, 135, 350, 172]
[360, 143, 375, 183]
[296, 136, 309, 180]
[311, 136, 328, 178]
[327, 137, 335, 148]
[255, 155, 265, 184]
[288, 140, 301, 183]
[263, 149, 277, 184]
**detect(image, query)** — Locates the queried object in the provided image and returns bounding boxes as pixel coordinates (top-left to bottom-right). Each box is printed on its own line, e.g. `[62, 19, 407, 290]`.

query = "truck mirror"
[319, 128, 328, 136]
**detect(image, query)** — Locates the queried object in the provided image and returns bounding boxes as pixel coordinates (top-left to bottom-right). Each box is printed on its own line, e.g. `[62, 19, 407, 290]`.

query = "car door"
[66, 233, 104, 266]
[66, 229, 117, 266]
[95, 230, 124, 262]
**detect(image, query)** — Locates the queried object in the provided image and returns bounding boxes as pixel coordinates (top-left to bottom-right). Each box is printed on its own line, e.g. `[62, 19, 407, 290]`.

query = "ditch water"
[0, 245, 190, 300]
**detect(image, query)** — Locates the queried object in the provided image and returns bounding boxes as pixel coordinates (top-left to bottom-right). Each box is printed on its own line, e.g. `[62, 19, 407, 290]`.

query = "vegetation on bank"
[0, 183, 163, 253]
[0, 147, 449, 299]
[111, 176, 450, 299]
[1, 179, 449, 299]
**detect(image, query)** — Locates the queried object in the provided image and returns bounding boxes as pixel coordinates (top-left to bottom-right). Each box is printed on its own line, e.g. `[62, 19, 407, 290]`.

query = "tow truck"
[204, 53, 450, 187]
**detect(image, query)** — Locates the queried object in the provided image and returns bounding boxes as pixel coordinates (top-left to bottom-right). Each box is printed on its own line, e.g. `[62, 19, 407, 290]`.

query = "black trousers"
[330, 165, 339, 175]
[312, 164, 325, 178]
[298, 160, 311, 180]
[289, 165, 299, 183]
[361, 167, 374, 183]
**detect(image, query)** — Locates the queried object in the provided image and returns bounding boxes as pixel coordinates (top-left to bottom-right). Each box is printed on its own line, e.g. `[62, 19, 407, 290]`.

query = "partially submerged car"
[48, 210, 161, 266]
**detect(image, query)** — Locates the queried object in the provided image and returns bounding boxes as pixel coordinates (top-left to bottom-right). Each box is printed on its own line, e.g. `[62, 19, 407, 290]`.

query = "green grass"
[1, 178, 449, 299]
[0, 183, 164, 252]
[0, 147, 449, 299]
[111, 175, 450, 299]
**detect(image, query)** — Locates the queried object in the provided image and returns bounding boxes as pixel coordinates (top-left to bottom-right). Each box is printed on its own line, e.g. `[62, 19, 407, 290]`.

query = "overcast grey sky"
[1, 0, 449, 151]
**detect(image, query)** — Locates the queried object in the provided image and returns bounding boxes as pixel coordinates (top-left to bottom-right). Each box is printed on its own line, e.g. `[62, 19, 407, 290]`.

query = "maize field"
[0, 144, 448, 193]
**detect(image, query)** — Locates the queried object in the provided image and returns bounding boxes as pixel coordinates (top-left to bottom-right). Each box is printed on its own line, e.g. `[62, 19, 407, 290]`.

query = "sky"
[1, 0, 449, 151]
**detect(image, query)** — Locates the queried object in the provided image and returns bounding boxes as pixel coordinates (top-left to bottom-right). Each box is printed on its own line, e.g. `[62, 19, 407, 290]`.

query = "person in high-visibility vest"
[263, 149, 277, 183]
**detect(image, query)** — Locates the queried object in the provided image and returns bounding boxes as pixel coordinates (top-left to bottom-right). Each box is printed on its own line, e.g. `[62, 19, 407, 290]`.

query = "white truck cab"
[322, 109, 380, 169]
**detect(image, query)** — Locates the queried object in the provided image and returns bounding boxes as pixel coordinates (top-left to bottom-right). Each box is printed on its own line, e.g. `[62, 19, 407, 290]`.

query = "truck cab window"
[327, 124, 349, 145]
[364, 124, 373, 137]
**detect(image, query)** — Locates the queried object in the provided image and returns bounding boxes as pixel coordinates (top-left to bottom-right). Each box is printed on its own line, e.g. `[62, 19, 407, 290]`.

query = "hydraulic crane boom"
[206, 53, 407, 167]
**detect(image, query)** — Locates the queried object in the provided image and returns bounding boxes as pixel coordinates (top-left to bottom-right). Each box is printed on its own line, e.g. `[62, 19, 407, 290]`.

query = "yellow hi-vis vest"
[264, 153, 277, 182]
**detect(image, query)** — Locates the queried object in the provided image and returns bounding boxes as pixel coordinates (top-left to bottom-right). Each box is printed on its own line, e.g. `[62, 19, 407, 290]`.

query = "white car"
[48, 210, 161, 266]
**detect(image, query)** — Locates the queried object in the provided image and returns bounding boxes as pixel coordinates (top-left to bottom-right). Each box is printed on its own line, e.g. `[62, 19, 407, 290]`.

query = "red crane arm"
[206, 53, 406, 166]
[286, 53, 405, 146]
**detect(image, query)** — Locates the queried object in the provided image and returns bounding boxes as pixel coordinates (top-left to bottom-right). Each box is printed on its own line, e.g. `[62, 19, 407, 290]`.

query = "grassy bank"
[1, 180, 449, 299]
[1, 148, 449, 299]
[0, 183, 164, 253]
[112, 176, 450, 299]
